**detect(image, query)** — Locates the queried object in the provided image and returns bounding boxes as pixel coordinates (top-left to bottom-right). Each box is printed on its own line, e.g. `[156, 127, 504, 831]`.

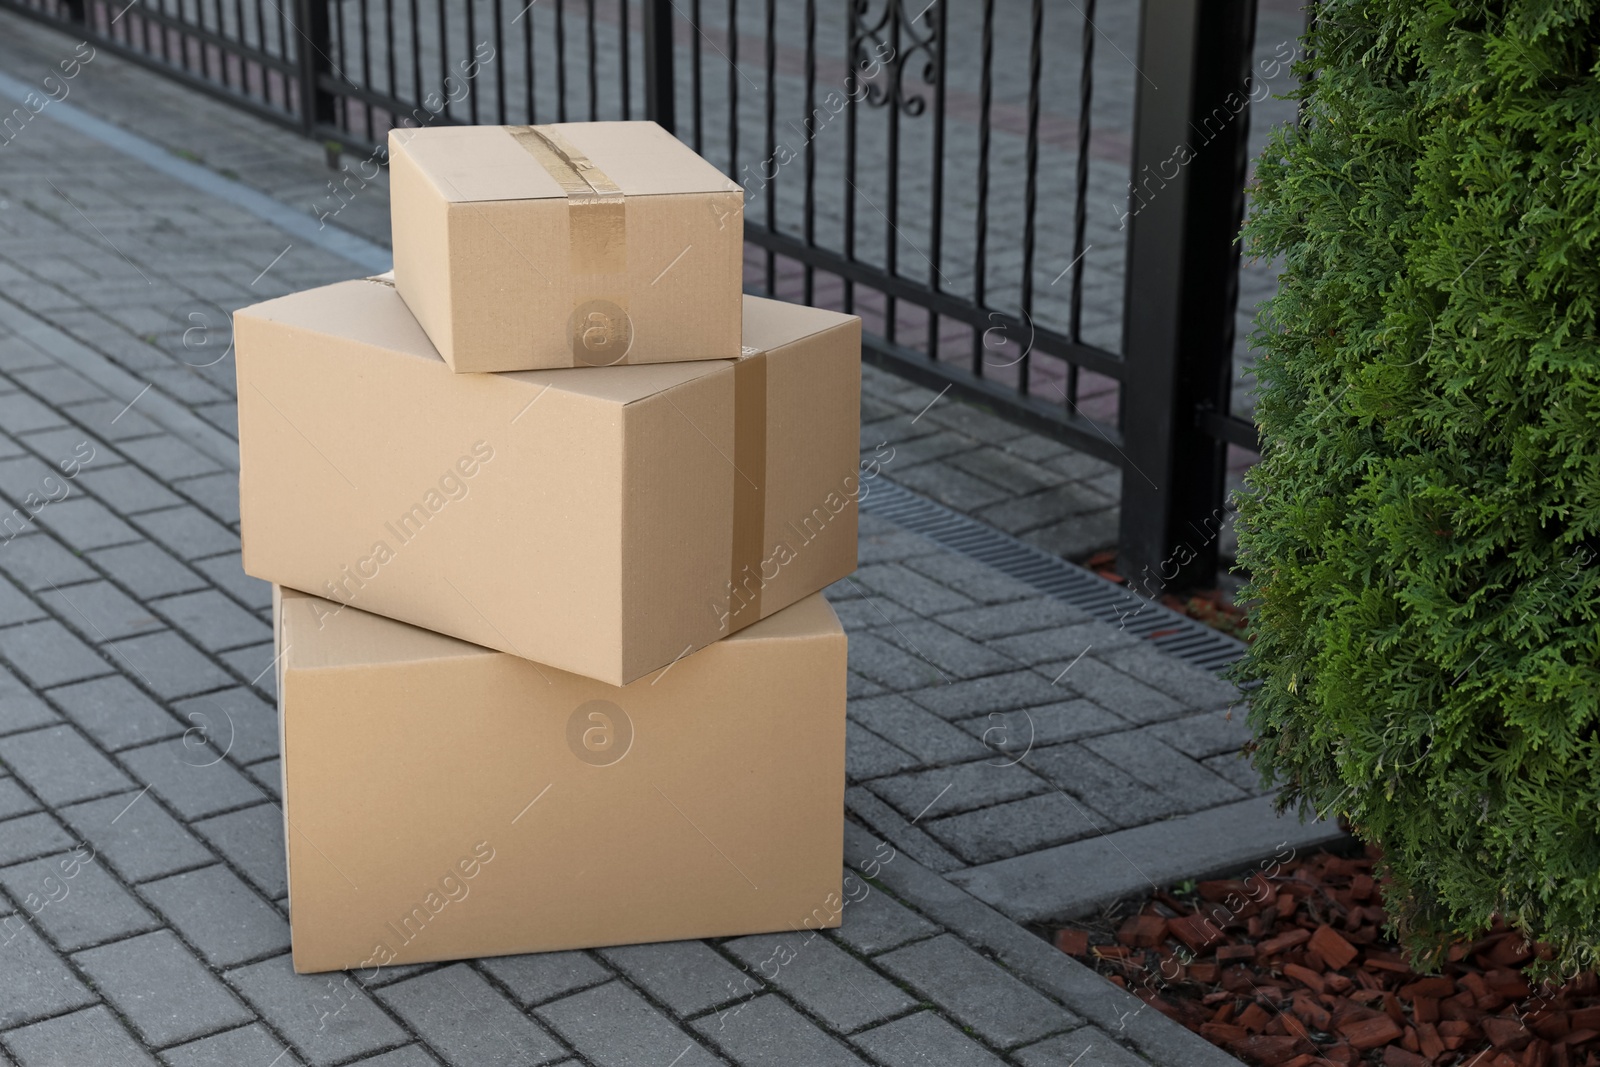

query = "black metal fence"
[0, 0, 1268, 590]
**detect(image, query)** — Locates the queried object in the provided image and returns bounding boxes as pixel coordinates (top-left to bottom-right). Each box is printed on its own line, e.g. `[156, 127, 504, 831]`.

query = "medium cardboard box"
[390, 121, 744, 372]
[235, 279, 860, 686]
[273, 585, 847, 974]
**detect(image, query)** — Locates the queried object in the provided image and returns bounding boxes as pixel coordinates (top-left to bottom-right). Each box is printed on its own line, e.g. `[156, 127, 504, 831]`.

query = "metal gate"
[0, 0, 1269, 591]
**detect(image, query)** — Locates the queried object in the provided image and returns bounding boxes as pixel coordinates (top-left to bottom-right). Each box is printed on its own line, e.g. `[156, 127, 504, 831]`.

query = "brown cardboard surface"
[236, 280, 860, 686]
[391, 121, 744, 372]
[275, 586, 847, 974]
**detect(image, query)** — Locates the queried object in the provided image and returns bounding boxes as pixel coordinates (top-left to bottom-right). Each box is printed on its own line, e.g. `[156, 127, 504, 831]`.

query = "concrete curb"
[843, 821, 1250, 1067]
[950, 793, 1348, 924]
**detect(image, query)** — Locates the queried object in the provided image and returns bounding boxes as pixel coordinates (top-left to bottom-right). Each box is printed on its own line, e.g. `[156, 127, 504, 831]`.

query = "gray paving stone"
[1024, 745, 1188, 829]
[978, 481, 1118, 534]
[0, 920, 98, 1028]
[76, 462, 184, 514]
[0, 776, 39, 820]
[192, 552, 272, 611]
[88, 541, 208, 598]
[39, 578, 165, 642]
[957, 700, 1130, 755]
[1013, 1027, 1152, 1067]
[724, 931, 916, 1033]
[48, 675, 183, 750]
[59, 789, 215, 884]
[171, 686, 277, 764]
[1203, 750, 1265, 793]
[848, 695, 989, 765]
[377, 964, 567, 1066]
[536, 980, 720, 1067]
[218, 642, 276, 695]
[0, 618, 111, 688]
[934, 598, 1094, 641]
[991, 622, 1141, 668]
[844, 787, 964, 875]
[0, 811, 76, 866]
[141, 864, 290, 967]
[868, 760, 1052, 821]
[1, 1005, 156, 1066]
[900, 551, 1041, 605]
[63, 397, 163, 441]
[344, 1047, 440, 1067]
[0, 850, 159, 951]
[1143, 709, 1254, 760]
[829, 879, 939, 956]
[852, 1011, 1010, 1066]
[25, 427, 122, 470]
[870, 619, 1019, 680]
[1097, 643, 1242, 710]
[160, 1023, 303, 1067]
[845, 670, 885, 700]
[904, 670, 1080, 720]
[227, 954, 408, 1066]
[877, 934, 1079, 1047]
[845, 721, 921, 782]
[854, 527, 940, 566]
[947, 446, 1063, 497]
[119, 435, 224, 480]
[193, 802, 286, 899]
[892, 462, 1013, 511]
[118, 738, 266, 819]
[75, 929, 254, 1046]
[1021, 509, 1120, 561]
[1041, 658, 1186, 725]
[0, 390, 68, 434]
[34, 496, 140, 550]
[0, 662, 60, 734]
[11, 366, 103, 405]
[246, 758, 282, 799]
[132, 505, 239, 560]
[0, 572, 47, 626]
[829, 595, 919, 631]
[924, 791, 1109, 865]
[1079, 731, 1246, 810]
[852, 562, 976, 615]
[692, 994, 867, 1067]
[104, 630, 234, 699]
[0, 723, 134, 804]
[599, 939, 753, 1016]
[479, 950, 612, 1008]
[173, 471, 240, 525]
[0, 532, 98, 589]
[150, 590, 272, 653]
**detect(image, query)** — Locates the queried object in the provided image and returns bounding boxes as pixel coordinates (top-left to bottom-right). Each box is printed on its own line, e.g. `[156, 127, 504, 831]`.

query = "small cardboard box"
[236, 280, 860, 686]
[273, 585, 846, 974]
[390, 121, 744, 372]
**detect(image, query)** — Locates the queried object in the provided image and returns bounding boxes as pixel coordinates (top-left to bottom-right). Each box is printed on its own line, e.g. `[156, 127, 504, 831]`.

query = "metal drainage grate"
[860, 479, 1248, 674]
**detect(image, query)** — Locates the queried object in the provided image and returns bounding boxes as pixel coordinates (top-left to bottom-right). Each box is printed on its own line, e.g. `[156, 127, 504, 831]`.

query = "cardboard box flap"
[234, 278, 727, 407]
[739, 297, 859, 356]
[394, 121, 739, 205]
[281, 586, 841, 673]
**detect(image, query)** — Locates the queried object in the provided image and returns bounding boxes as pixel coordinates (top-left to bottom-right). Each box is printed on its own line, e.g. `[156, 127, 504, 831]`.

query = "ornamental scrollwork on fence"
[850, 0, 938, 117]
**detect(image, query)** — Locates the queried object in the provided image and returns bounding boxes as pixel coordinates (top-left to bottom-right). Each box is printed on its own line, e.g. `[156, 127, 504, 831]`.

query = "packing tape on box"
[727, 346, 769, 632]
[507, 125, 633, 367]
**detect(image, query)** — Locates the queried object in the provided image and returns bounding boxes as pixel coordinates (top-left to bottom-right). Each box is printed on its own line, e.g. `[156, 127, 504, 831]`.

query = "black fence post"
[62, 0, 86, 24]
[1117, 0, 1258, 593]
[643, 0, 676, 133]
[294, 0, 336, 138]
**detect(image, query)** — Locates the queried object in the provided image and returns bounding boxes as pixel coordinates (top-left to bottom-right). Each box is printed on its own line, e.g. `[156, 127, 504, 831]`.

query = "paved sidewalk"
[0, 15, 1338, 1067]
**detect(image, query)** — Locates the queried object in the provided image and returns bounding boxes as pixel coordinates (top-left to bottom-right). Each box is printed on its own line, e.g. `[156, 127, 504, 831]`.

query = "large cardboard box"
[236, 280, 860, 686]
[391, 121, 744, 372]
[274, 585, 846, 974]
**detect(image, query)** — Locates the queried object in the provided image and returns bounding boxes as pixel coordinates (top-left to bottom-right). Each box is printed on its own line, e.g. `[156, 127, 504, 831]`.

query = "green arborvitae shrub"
[1236, 0, 1600, 976]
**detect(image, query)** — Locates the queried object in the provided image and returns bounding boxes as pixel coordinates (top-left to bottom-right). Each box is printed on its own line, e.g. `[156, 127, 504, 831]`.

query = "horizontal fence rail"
[0, 0, 1274, 588]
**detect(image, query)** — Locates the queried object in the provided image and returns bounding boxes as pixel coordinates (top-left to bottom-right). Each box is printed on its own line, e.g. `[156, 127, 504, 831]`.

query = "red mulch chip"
[1048, 845, 1600, 1067]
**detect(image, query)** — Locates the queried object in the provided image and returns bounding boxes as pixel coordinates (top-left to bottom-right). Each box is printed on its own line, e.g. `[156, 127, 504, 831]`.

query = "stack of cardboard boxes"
[234, 122, 862, 974]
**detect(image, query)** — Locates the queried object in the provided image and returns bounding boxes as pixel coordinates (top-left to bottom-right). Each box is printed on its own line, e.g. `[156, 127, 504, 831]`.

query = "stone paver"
[0, 16, 1343, 1067]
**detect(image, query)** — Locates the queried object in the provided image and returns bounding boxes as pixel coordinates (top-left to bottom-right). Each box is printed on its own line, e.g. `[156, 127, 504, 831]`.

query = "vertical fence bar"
[523, 0, 535, 123]
[969, 0, 994, 374]
[1016, 0, 1043, 395]
[1117, 0, 1258, 590]
[296, 0, 334, 135]
[689, 0, 702, 149]
[1067, 0, 1096, 406]
[556, 0, 568, 121]
[801, 0, 815, 305]
[586, 0, 597, 119]
[762, 0, 774, 292]
[436, 0, 450, 118]
[619, 0, 630, 119]
[466, 0, 480, 122]
[643, 0, 675, 132]
[726, 0, 738, 179]
[883, 4, 900, 345]
[924, 0, 946, 362]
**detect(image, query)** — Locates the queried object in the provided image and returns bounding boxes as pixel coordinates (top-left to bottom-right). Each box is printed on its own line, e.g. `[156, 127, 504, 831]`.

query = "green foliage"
[1235, 0, 1600, 976]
